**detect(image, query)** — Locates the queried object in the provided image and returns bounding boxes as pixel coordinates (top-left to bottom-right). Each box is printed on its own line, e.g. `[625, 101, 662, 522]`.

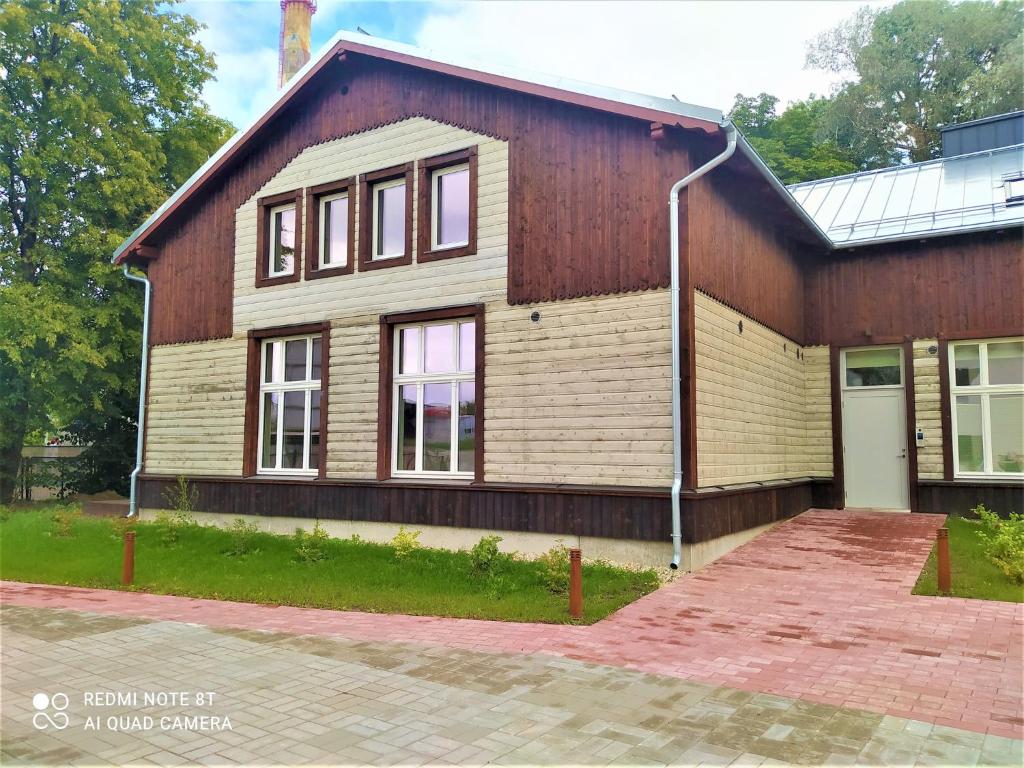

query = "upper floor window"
[359, 163, 413, 271]
[374, 178, 406, 259]
[258, 335, 323, 475]
[950, 338, 1023, 477]
[255, 190, 302, 287]
[268, 204, 296, 277]
[419, 147, 478, 263]
[432, 164, 470, 249]
[305, 178, 355, 278]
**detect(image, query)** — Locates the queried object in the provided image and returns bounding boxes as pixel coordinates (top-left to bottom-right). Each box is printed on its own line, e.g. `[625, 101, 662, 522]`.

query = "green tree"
[808, 0, 1024, 164]
[0, 0, 233, 502]
[729, 93, 859, 183]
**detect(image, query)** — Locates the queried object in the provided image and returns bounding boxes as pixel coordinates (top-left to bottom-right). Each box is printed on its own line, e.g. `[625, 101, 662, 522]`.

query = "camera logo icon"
[32, 693, 70, 730]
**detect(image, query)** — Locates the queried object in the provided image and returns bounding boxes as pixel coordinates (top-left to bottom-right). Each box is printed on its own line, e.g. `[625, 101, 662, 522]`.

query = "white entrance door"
[841, 347, 910, 510]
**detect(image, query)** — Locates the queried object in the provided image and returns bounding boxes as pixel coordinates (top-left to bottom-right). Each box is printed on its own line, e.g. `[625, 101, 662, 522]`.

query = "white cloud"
[185, 0, 281, 128]
[414, 1, 886, 114]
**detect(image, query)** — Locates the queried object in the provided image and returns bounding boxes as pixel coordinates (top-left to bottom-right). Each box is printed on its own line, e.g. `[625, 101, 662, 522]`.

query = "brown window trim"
[358, 162, 414, 272]
[377, 303, 485, 484]
[255, 190, 303, 288]
[417, 147, 478, 263]
[304, 178, 356, 280]
[243, 321, 330, 479]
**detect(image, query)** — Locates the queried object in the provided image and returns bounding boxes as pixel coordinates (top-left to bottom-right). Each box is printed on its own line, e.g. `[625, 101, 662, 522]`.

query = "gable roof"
[114, 30, 833, 262]
[789, 143, 1024, 248]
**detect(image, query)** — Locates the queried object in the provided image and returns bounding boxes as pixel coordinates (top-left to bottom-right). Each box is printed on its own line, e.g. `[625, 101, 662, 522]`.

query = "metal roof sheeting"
[788, 144, 1024, 248]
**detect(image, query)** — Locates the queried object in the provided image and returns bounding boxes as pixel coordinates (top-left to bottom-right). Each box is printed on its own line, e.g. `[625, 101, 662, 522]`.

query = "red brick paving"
[3, 510, 1021, 738]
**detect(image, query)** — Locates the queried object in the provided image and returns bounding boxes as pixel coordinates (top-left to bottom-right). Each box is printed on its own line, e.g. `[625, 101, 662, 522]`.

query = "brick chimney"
[278, 0, 316, 88]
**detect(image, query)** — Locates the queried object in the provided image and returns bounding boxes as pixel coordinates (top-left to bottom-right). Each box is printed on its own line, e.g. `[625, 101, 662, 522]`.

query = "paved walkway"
[2, 604, 1020, 766]
[2, 510, 1022, 741]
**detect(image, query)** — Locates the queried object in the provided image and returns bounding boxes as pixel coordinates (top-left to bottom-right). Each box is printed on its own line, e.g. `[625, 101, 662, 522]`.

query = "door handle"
[898, 449, 907, 458]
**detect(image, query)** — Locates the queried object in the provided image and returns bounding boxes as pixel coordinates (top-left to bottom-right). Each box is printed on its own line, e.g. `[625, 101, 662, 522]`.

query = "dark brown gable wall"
[686, 164, 820, 344]
[146, 55, 695, 344]
[805, 229, 1024, 347]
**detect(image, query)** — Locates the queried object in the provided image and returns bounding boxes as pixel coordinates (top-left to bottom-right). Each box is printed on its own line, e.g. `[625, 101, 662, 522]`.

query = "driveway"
[2, 509, 1022, 747]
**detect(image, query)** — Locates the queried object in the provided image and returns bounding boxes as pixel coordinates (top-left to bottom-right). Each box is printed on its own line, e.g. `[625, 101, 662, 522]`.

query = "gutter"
[667, 120, 738, 569]
[121, 265, 151, 518]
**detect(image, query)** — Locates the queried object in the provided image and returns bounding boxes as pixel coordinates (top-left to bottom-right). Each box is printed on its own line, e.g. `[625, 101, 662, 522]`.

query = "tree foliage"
[807, 0, 1024, 164]
[0, 0, 233, 502]
[728, 93, 860, 183]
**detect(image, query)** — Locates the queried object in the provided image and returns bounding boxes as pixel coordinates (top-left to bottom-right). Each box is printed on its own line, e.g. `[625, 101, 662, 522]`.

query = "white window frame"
[391, 319, 476, 479]
[317, 191, 348, 269]
[840, 345, 905, 390]
[431, 163, 470, 250]
[371, 177, 406, 260]
[257, 335, 321, 476]
[267, 203, 297, 278]
[949, 337, 1024, 479]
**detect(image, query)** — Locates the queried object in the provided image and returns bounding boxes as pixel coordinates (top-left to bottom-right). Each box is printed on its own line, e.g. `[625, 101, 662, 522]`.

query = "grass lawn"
[913, 515, 1024, 603]
[0, 505, 659, 624]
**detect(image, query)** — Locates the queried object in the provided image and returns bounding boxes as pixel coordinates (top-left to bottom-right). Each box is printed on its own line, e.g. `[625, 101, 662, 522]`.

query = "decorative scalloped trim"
[240, 113, 508, 207]
[693, 287, 803, 346]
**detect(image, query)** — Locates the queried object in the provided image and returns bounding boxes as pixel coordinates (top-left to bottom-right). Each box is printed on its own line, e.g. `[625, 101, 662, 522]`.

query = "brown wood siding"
[146, 55, 694, 344]
[687, 165, 818, 344]
[681, 479, 830, 542]
[138, 474, 827, 544]
[805, 230, 1024, 347]
[917, 481, 1023, 518]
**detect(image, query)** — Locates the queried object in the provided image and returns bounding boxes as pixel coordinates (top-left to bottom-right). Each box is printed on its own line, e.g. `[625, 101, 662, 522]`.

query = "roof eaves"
[734, 134, 833, 249]
[113, 30, 725, 263]
[831, 219, 1023, 250]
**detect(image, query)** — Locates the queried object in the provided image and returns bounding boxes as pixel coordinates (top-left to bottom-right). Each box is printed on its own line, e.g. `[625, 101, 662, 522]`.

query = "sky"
[179, 0, 889, 130]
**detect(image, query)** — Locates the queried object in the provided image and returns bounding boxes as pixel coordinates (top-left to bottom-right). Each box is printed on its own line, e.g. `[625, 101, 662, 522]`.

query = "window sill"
[305, 263, 353, 280]
[419, 243, 476, 263]
[382, 476, 475, 487]
[359, 253, 413, 271]
[255, 271, 301, 288]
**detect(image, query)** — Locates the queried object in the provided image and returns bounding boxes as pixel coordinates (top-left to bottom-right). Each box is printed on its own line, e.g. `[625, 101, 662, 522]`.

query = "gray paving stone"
[0, 604, 1015, 766]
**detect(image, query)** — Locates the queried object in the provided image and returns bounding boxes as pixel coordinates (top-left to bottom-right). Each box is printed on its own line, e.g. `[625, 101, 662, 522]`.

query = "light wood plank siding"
[695, 291, 831, 486]
[325, 317, 379, 478]
[913, 339, 943, 480]
[485, 291, 673, 487]
[233, 118, 508, 333]
[146, 338, 247, 475]
[804, 345, 833, 477]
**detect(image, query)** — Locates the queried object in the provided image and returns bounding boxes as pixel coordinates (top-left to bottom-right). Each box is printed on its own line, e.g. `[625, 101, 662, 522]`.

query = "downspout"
[122, 264, 151, 518]
[668, 120, 737, 569]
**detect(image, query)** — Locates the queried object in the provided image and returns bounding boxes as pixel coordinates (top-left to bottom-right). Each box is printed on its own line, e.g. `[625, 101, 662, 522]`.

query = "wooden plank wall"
[146, 55, 695, 344]
[138, 475, 830, 544]
[805, 230, 1024, 346]
[687, 164, 819, 344]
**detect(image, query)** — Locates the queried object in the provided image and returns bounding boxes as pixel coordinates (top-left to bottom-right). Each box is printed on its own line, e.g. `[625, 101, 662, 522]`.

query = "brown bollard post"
[122, 530, 136, 586]
[569, 548, 583, 619]
[936, 527, 951, 594]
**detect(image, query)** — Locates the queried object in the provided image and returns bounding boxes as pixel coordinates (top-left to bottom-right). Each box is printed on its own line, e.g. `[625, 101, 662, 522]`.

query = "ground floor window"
[258, 335, 322, 474]
[392, 317, 476, 478]
[949, 338, 1023, 478]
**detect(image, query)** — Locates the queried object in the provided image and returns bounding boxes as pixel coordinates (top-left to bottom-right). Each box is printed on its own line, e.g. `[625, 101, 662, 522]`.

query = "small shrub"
[537, 543, 570, 594]
[974, 505, 1024, 584]
[109, 515, 137, 541]
[470, 534, 504, 575]
[162, 475, 198, 515]
[153, 509, 195, 546]
[225, 518, 261, 557]
[50, 506, 81, 538]
[294, 520, 331, 563]
[391, 526, 422, 559]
